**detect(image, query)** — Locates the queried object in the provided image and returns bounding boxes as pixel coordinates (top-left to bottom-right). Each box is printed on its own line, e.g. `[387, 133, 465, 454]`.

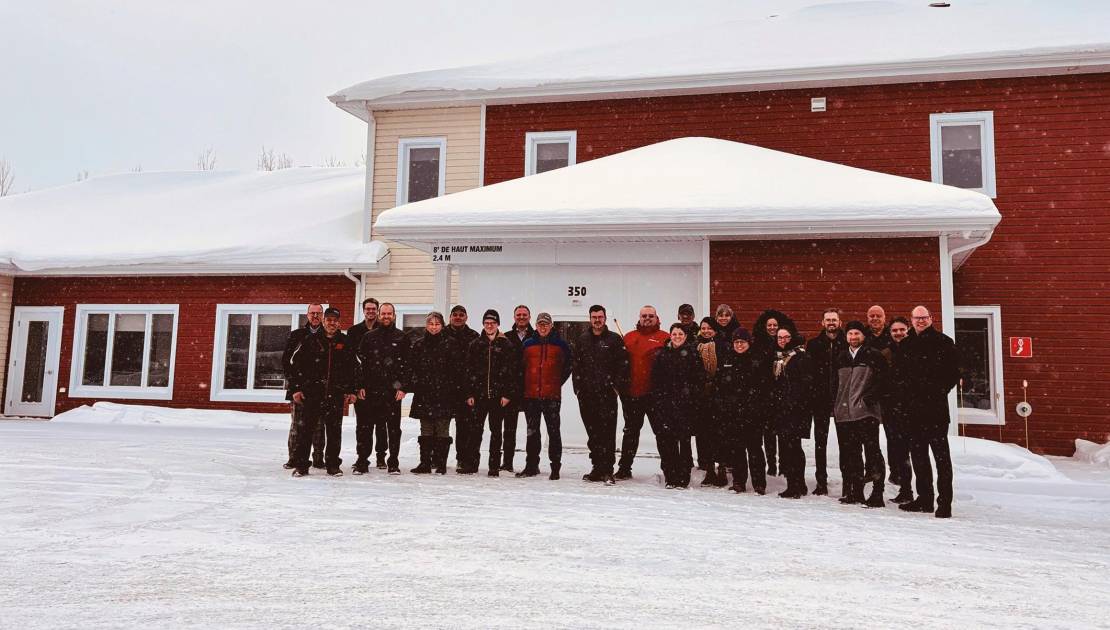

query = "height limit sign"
[1010, 337, 1033, 358]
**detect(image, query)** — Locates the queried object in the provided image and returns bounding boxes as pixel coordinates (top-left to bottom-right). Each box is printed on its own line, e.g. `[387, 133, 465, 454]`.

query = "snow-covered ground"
[2, 409, 1109, 629]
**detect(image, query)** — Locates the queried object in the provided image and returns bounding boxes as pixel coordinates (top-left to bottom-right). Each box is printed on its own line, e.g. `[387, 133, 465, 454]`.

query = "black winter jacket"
[466, 332, 518, 402]
[807, 331, 848, 418]
[289, 331, 359, 400]
[770, 343, 815, 440]
[572, 326, 630, 398]
[884, 337, 913, 426]
[282, 324, 321, 401]
[905, 327, 961, 428]
[357, 323, 408, 398]
[406, 332, 464, 420]
[649, 342, 703, 437]
[713, 348, 769, 436]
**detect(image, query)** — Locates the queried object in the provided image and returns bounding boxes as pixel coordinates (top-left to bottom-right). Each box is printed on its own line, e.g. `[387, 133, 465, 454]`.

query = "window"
[525, 131, 577, 176]
[70, 305, 179, 400]
[210, 304, 316, 403]
[396, 137, 447, 205]
[954, 305, 1005, 425]
[929, 111, 996, 197]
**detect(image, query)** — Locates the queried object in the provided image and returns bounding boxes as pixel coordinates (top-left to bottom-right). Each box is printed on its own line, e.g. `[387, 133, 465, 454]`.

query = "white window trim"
[69, 304, 179, 401]
[209, 304, 315, 404]
[395, 137, 447, 206]
[954, 305, 1005, 426]
[524, 131, 577, 176]
[929, 111, 996, 198]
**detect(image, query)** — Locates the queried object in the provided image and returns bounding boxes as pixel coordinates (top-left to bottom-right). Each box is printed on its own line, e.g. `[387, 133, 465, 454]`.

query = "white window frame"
[209, 304, 318, 403]
[954, 305, 1005, 425]
[929, 111, 996, 198]
[395, 137, 447, 206]
[524, 131, 577, 176]
[69, 304, 179, 401]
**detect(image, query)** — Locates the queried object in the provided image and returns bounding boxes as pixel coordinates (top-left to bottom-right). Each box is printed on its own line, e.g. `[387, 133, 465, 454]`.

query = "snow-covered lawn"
[2, 410, 1109, 629]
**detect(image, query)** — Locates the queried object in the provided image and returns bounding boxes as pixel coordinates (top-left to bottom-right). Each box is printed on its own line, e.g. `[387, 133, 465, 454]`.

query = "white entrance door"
[5, 306, 64, 417]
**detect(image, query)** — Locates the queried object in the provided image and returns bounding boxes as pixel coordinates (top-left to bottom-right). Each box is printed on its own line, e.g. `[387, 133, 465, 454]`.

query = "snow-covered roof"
[0, 168, 387, 275]
[332, 0, 1110, 117]
[374, 137, 1000, 247]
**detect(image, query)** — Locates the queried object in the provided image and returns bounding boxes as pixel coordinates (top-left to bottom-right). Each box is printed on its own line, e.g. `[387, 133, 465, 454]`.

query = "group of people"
[281, 298, 959, 518]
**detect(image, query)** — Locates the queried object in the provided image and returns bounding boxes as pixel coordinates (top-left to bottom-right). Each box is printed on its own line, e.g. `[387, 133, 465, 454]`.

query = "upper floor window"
[70, 304, 179, 400]
[210, 304, 314, 403]
[525, 131, 577, 176]
[929, 111, 996, 197]
[396, 137, 447, 205]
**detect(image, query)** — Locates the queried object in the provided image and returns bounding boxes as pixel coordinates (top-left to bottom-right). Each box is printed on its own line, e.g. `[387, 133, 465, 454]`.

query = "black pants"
[909, 424, 953, 506]
[764, 422, 779, 471]
[839, 419, 886, 490]
[657, 432, 692, 487]
[454, 405, 485, 470]
[731, 422, 767, 489]
[294, 392, 344, 469]
[361, 394, 402, 465]
[617, 394, 656, 471]
[285, 402, 328, 463]
[884, 417, 912, 489]
[353, 397, 389, 461]
[500, 404, 520, 468]
[524, 399, 562, 469]
[579, 391, 619, 473]
[812, 410, 831, 485]
[695, 404, 720, 470]
[778, 434, 805, 488]
[473, 398, 508, 469]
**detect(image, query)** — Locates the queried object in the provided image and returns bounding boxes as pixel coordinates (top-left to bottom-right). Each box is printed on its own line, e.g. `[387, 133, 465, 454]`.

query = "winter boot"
[501, 453, 515, 473]
[813, 482, 829, 496]
[899, 495, 935, 513]
[549, 463, 561, 481]
[935, 503, 952, 519]
[700, 469, 718, 486]
[730, 481, 747, 493]
[410, 436, 433, 474]
[434, 437, 452, 475]
[515, 467, 539, 478]
[292, 468, 309, 478]
[778, 482, 802, 499]
[715, 464, 729, 487]
[614, 467, 633, 480]
[312, 454, 326, 469]
[326, 466, 343, 477]
[891, 488, 914, 504]
[282, 461, 295, 470]
[839, 482, 864, 505]
[753, 485, 767, 495]
[352, 458, 369, 475]
[376, 453, 387, 470]
[583, 468, 604, 482]
[863, 485, 885, 508]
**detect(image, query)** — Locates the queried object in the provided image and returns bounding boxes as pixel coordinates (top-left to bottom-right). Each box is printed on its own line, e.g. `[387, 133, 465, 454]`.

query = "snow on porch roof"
[374, 137, 1000, 244]
[0, 168, 387, 275]
[331, 0, 1110, 115]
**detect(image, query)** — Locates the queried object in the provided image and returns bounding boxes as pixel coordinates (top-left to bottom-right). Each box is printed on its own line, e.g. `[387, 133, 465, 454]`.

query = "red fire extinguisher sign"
[1010, 337, 1033, 358]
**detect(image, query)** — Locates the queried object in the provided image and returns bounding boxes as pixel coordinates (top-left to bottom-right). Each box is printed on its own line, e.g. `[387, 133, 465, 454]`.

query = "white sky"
[0, 0, 831, 192]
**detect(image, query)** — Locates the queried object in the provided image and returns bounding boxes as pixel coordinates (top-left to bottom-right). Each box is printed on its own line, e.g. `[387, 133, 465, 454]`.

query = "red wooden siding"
[485, 73, 1110, 454]
[10, 275, 355, 414]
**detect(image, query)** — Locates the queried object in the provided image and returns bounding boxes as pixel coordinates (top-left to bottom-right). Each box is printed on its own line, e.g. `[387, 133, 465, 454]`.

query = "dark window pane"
[535, 141, 570, 174]
[254, 314, 291, 390]
[82, 314, 109, 386]
[223, 314, 251, 390]
[109, 314, 146, 386]
[20, 321, 49, 403]
[941, 124, 983, 189]
[955, 317, 992, 410]
[407, 146, 440, 202]
[147, 314, 174, 388]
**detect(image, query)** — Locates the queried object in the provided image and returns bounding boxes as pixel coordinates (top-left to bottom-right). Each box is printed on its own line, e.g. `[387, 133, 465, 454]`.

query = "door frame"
[4, 306, 64, 417]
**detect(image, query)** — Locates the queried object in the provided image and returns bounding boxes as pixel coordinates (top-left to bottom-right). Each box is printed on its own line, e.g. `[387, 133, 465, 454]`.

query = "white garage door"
[459, 264, 702, 451]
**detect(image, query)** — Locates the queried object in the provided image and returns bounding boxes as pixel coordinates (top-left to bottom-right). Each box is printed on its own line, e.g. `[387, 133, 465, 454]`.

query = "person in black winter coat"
[288, 307, 359, 477]
[713, 327, 769, 494]
[769, 325, 814, 498]
[346, 298, 386, 470]
[753, 309, 802, 477]
[446, 305, 482, 474]
[650, 323, 704, 489]
[465, 309, 518, 476]
[572, 305, 631, 483]
[804, 308, 847, 496]
[900, 306, 961, 519]
[405, 312, 464, 475]
[500, 305, 535, 472]
[695, 318, 729, 485]
[884, 317, 915, 503]
[356, 303, 408, 475]
[282, 304, 324, 470]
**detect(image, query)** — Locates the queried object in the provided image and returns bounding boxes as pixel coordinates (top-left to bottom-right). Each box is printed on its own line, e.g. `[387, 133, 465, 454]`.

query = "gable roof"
[0, 168, 387, 275]
[374, 137, 1000, 253]
[332, 0, 1110, 118]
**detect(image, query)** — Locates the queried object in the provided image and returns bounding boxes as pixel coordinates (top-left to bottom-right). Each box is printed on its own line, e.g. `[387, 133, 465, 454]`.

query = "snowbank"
[0, 168, 387, 273]
[51, 401, 303, 431]
[1074, 439, 1110, 468]
[332, 0, 1110, 108]
[949, 436, 1066, 481]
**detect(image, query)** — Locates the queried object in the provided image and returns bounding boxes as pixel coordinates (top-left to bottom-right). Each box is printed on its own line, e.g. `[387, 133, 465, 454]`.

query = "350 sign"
[567, 286, 588, 297]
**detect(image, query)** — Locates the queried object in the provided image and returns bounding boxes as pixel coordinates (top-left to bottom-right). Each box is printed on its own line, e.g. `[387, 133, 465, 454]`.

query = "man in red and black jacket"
[288, 307, 359, 477]
[516, 312, 572, 480]
[615, 305, 670, 480]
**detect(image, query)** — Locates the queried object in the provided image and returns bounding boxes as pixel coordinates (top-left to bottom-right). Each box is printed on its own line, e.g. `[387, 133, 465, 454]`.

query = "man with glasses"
[282, 303, 324, 470]
[356, 303, 409, 475]
[347, 298, 387, 471]
[615, 305, 670, 480]
[900, 306, 960, 518]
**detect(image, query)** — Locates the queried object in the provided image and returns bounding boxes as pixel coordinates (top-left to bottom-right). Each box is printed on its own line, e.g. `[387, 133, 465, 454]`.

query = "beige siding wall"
[368, 106, 482, 307]
[0, 275, 12, 408]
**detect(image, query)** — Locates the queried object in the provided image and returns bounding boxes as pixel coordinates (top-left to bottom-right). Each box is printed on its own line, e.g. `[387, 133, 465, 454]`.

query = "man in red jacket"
[517, 312, 573, 480]
[615, 305, 671, 480]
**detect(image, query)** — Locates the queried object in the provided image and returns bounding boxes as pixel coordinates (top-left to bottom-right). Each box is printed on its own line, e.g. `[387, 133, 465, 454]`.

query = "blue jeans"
[524, 399, 562, 469]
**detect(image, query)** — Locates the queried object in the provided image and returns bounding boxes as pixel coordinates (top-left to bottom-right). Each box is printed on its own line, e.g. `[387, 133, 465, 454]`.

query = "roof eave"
[8, 260, 389, 277]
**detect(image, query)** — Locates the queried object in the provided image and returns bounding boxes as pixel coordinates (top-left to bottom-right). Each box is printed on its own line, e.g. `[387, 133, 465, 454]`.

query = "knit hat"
[323, 307, 341, 319]
[845, 320, 867, 335]
[482, 309, 500, 324]
[536, 312, 553, 325]
[732, 327, 753, 343]
[450, 304, 467, 315]
[678, 303, 695, 316]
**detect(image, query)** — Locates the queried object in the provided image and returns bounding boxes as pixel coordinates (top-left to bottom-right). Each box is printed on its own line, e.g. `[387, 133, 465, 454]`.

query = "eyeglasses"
[912, 316, 931, 321]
